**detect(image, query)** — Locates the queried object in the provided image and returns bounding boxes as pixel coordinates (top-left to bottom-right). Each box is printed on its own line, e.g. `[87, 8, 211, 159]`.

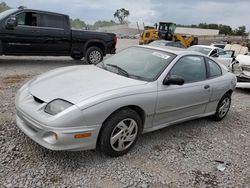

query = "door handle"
[204, 85, 210, 89]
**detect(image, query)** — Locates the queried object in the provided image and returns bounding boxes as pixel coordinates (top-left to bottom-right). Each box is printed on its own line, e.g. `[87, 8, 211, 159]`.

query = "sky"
[3, 0, 250, 30]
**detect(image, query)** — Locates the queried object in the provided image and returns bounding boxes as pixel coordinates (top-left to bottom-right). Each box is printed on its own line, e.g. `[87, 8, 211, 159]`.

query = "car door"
[215, 49, 235, 67]
[153, 55, 212, 126]
[2, 11, 41, 54]
[37, 13, 71, 55]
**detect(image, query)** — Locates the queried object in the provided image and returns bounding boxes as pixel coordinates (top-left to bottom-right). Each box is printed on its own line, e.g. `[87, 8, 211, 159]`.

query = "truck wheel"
[85, 46, 103, 64]
[98, 108, 142, 157]
[71, 54, 84, 60]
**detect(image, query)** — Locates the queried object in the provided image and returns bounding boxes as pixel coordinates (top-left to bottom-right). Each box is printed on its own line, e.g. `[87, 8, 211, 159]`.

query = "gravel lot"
[0, 39, 250, 187]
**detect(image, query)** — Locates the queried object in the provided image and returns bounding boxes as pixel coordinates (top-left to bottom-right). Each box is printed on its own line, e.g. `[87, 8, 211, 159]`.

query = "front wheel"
[212, 93, 231, 121]
[85, 46, 103, 64]
[99, 108, 142, 157]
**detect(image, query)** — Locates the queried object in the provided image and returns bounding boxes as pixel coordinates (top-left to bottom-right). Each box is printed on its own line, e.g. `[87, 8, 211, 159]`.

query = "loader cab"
[158, 22, 176, 41]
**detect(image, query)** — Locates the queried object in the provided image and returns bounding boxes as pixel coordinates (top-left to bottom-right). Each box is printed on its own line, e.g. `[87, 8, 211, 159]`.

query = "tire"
[71, 54, 84, 60]
[99, 108, 142, 157]
[212, 93, 231, 121]
[85, 46, 103, 64]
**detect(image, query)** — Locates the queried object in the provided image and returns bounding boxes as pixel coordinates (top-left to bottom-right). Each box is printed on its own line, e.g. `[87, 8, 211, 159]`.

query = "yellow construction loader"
[139, 22, 198, 48]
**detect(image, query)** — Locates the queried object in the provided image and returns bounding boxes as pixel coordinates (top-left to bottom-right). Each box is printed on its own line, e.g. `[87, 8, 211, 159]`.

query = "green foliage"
[113, 8, 130, 24]
[0, 2, 11, 12]
[94, 20, 117, 28]
[177, 22, 247, 36]
[70, 18, 86, 29]
[234, 25, 246, 36]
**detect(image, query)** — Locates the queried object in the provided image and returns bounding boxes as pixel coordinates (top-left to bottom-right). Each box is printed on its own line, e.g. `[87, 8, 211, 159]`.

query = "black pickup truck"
[0, 7, 117, 64]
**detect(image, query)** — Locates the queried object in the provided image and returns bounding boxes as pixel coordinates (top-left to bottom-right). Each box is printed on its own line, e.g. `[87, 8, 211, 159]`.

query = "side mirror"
[6, 15, 17, 29]
[163, 75, 184, 85]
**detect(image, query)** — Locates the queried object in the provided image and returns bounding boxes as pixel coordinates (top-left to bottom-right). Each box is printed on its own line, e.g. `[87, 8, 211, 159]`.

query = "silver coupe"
[15, 45, 237, 157]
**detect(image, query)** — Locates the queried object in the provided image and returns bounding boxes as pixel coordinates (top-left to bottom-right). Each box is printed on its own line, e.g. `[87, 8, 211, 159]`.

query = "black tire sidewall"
[99, 108, 142, 157]
[213, 93, 231, 121]
[85, 47, 103, 64]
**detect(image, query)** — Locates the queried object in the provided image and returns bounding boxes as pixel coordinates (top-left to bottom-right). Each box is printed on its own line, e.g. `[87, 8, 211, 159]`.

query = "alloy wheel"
[110, 118, 138, 152]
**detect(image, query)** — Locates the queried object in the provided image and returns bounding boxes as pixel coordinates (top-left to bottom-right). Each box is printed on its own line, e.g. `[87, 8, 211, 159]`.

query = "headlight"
[44, 99, 73, 115]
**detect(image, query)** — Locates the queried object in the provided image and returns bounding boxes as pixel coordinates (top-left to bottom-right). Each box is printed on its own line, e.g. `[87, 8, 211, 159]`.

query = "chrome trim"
[17, 25, 65, 31]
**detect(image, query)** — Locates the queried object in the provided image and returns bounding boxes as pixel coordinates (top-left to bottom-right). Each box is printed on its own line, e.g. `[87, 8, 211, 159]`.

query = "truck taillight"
[114, 35, 117, 46]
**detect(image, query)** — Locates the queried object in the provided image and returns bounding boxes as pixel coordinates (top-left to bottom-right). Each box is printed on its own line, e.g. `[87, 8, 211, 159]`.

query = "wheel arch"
[84, 40, 107, 56]
[97, 105, 146, 145]
[225, 89, 233, 96]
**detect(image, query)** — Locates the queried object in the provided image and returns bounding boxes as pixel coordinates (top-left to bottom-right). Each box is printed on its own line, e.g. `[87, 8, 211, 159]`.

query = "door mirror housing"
[163, 75, 185, 85]
[6, 15, 17, 29]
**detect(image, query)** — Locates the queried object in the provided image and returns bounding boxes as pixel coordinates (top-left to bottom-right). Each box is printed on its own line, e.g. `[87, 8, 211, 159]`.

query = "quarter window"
[170, 56, 206, 83]
[206, 58, 222, 77]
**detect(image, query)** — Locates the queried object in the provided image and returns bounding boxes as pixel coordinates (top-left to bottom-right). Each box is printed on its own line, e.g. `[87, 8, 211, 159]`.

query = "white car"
[188, 45, 235, 66]
[230, 54, 250, 89]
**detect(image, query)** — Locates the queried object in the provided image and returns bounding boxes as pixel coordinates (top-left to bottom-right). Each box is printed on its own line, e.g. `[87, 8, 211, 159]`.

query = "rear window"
[39, 14, 66, 29]
[206, 58, 222, 78]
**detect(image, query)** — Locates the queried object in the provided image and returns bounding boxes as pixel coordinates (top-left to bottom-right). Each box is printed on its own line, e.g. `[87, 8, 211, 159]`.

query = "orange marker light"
[74, 133, 92, 139]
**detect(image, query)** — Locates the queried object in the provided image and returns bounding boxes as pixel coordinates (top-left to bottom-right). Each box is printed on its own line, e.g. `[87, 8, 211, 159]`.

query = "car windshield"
[0, 9, 18, 20]
[187, 46, 212, 55]
[97, 47, 176, 81]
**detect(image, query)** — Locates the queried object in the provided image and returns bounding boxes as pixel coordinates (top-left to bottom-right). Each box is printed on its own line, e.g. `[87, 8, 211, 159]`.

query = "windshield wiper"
[106, 64, 130, 77]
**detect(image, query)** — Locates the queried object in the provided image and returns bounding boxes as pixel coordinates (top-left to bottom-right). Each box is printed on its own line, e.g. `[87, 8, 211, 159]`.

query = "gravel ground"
[0, 39, 250, 187]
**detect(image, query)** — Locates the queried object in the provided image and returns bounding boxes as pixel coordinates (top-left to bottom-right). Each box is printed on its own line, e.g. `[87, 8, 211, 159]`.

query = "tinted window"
[170, 56, 206, 83]
[206, 58, 222, 77]
[39, 14, 65, 29]
[16, 12, 38, 26]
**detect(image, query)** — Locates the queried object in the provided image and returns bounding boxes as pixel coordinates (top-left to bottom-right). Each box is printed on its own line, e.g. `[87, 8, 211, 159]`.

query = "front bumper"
[16, 108, 101, 151]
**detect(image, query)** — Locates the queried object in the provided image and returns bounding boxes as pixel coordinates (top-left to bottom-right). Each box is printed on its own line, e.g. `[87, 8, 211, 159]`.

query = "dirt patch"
[1, 74, 30, 85]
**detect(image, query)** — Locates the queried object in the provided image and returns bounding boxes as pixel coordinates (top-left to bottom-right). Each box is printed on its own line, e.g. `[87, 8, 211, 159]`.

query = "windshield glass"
[0, 9, 18, 20]
[97, 47, 176, 81]
[187, 46, 212, 55]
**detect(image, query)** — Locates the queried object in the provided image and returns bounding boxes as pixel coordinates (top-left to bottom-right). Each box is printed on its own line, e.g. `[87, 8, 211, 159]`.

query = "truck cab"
[0, 7, 116, 64]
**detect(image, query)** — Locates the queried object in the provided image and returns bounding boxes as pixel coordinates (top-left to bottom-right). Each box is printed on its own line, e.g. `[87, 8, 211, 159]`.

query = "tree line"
[177, 23, 247, 36]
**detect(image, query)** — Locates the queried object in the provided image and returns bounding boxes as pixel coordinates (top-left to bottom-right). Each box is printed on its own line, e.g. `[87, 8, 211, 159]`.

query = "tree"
[94, 20, 117, 28]
[70, 18, 86, 29]
[0, 2, 11, 12]
[234, 25, 246, 36]
[113, 8, 130, 24]
[218, 24, 232, 35]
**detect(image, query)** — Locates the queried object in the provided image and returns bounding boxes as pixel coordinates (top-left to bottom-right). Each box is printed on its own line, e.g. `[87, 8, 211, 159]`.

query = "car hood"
[29, 65, 147, 104]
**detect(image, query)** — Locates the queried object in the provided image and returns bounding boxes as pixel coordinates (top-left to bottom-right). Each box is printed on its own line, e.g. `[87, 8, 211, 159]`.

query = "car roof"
[137, 45, 203, 56]
[190, 45, 219, 50]
[16, 8, 68, 17]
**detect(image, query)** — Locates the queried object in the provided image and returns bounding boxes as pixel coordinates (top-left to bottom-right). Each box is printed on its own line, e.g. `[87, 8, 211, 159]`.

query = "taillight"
[114, 35, 117, 46]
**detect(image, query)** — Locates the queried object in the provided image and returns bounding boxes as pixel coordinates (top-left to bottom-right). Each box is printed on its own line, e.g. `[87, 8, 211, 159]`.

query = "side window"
[206, 58, 222, 78]
[16, 12, 38, 26]
[16, 13, 25, 25]
[39, 14, 65, 29]
[210, 49, 218, 57]
[170, 56, 206, 83]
